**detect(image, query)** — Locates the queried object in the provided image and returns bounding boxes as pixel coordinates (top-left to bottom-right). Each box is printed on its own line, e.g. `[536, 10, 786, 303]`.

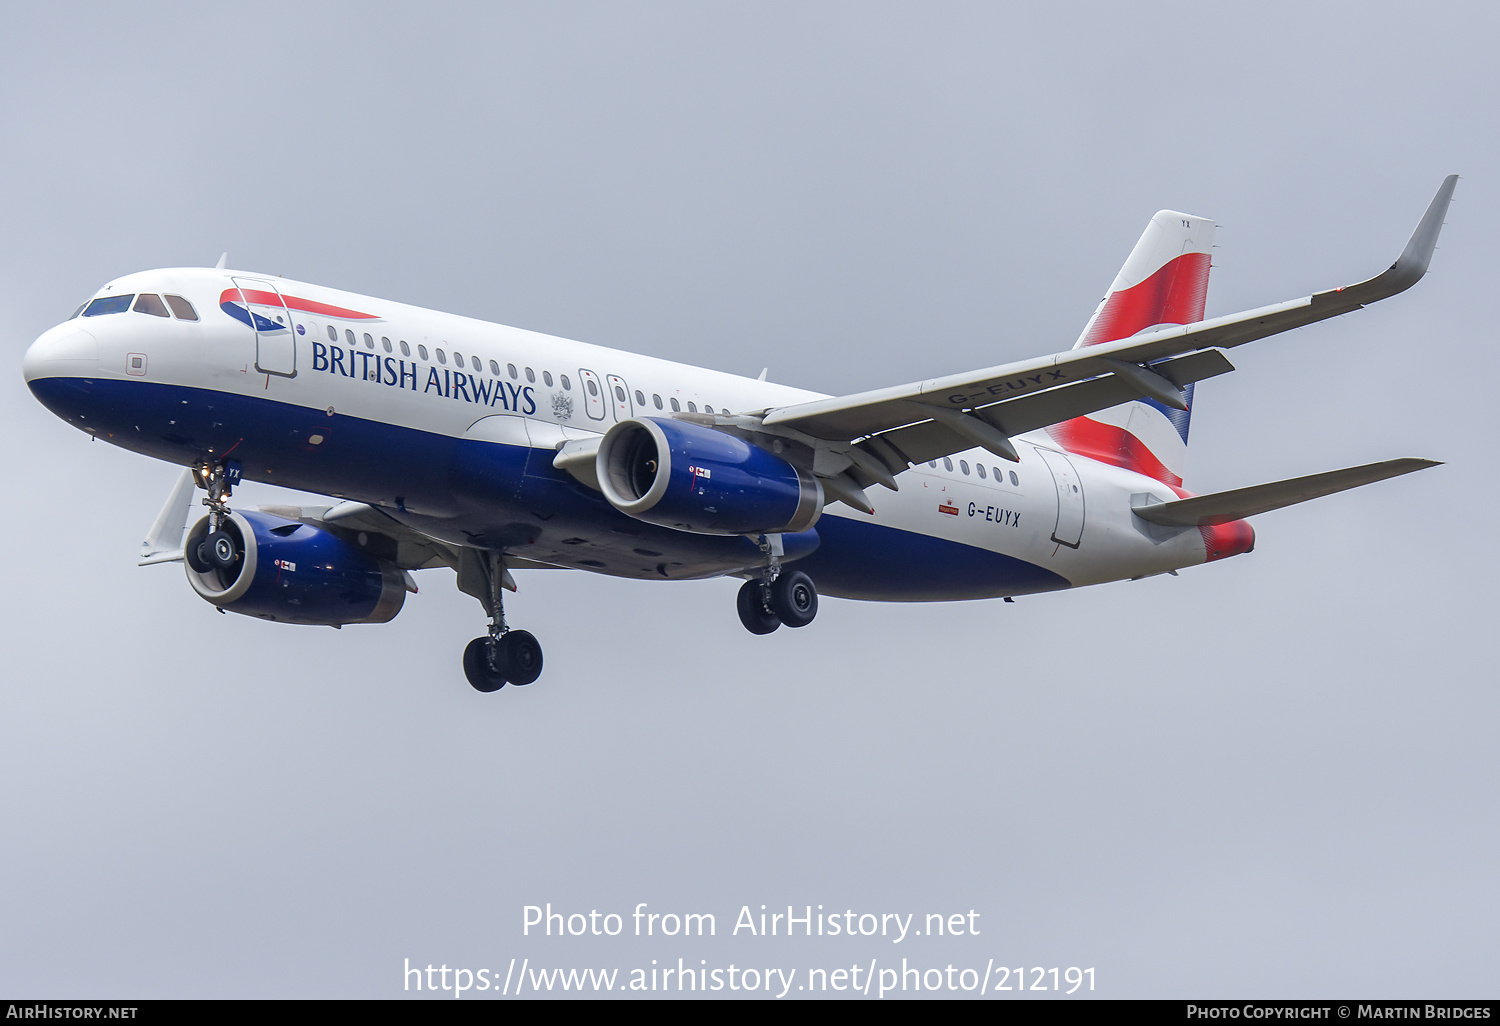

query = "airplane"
[21, 177, 1457, 693]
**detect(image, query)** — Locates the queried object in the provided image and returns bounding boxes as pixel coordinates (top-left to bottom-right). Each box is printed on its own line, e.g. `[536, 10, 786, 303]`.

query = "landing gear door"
[1036, 447, 1085, 548]
[231, 276, 296, 377]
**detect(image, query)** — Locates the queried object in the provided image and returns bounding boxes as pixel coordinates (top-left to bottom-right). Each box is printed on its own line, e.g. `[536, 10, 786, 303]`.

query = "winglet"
[1324, 175, 1457, 307]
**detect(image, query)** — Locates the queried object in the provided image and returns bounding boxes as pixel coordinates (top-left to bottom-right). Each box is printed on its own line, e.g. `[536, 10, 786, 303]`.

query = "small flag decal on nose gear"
[938, 500, 959, 516]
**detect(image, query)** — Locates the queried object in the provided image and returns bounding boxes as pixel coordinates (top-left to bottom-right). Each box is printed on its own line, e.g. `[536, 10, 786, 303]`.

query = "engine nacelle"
[184, 510, 407, 625]
[596, 418, 822, 535]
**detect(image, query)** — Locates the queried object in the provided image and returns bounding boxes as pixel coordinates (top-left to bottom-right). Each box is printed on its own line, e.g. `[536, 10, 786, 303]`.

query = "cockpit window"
[70, 303, 86, 319]
[82, 295, 134, 317]
[164, 295, 198, 320]
[133, 293, 170, 317]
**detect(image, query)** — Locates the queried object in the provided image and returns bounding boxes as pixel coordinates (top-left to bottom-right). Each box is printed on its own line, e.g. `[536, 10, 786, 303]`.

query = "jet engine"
[596, 418, 822, 535]
[183, 510, 408, 625]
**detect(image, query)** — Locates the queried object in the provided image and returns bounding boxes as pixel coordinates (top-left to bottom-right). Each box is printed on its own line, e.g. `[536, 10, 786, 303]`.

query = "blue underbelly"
[29, 376, 1069, 599]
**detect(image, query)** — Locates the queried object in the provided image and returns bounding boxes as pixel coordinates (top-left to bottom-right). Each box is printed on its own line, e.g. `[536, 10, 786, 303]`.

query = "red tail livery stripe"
[1045, 417, 1182, 488]
[1076, 251, 1211, 348]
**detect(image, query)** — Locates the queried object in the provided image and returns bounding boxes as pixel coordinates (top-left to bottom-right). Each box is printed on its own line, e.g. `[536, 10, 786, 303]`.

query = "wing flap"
[866, 349, 1233, 468]
[1131, 458, 1441, 527]
[979, 349, 1233, 437]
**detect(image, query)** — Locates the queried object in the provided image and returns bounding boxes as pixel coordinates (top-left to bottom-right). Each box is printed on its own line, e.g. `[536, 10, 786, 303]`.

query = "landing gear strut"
[186, 459, 242, 573]
[461, 550, 544, 693]
[735, 534, 818, 635]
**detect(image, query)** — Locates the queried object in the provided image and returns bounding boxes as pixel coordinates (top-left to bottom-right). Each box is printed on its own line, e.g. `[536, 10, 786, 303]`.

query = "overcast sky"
[1, 1, 1495, 1000]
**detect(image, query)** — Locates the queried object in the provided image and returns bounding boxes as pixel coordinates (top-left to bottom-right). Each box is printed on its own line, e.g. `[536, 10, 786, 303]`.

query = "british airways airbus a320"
[22, 178, 1456, 692]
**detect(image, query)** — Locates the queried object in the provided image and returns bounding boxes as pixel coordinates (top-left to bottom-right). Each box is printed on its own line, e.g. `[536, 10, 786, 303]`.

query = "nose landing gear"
[185, 459, 243, 574]
[460, 550, 545, 693]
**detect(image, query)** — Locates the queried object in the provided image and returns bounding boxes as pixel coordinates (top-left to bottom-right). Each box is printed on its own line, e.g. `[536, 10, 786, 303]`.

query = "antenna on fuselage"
[757, 367, 768, 381]
[215, 252, 228, 270]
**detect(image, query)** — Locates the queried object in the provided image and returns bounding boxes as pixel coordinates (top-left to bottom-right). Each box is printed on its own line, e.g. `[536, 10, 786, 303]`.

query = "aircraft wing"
[259, 500, 458, 572]
[757, 176, 1457, 488]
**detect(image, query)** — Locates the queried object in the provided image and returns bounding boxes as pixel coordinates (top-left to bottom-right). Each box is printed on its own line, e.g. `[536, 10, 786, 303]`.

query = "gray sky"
[1, 1, 1495, 999]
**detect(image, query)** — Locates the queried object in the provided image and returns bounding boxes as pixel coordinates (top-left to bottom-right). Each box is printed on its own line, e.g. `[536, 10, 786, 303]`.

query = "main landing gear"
[735, 534, 818, 635]
[461, 550, 544, 693]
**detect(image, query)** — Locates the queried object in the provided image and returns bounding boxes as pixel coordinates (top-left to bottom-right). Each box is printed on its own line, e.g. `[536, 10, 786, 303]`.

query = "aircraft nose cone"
[22, 323, 97, 383]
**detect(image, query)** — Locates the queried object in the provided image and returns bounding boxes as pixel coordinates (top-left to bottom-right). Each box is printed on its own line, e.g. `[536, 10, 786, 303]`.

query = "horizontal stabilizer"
[1132, 458, 1441, 527]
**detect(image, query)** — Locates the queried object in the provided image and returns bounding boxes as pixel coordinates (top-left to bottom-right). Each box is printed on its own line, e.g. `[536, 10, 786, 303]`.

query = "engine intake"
[597, 418, 822, 535]
[184, 510, 407, 625]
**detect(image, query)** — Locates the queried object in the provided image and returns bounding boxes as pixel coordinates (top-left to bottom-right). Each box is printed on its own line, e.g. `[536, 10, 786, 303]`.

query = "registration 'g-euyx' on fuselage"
[22, 178, 1457, 691]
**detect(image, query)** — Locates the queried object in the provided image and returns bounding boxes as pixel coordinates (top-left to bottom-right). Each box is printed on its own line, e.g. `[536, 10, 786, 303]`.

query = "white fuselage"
[23, 267, 1217, 600]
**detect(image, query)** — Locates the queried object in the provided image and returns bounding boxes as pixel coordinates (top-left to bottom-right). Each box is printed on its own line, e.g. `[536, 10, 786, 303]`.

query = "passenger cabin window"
[526, 367, 535, 383]
[327, 325, 338, 342]
[561, 374, 572, 390]
[653, 394, 662, 409]
[436, 349, 447, 364]
[133, 294, 170, 317]
[687, 402, 697, 413]
[586, 379, 598, 396]
[614, 386, 626, 402]
[418, 345, 428, 360]
[345, 329, 356, 345]
[943, 458, 953, 471]
[400, 340, 411, 356]
[489, 360, 500, 375]
[928, 461, 937, 469]
[543, 371, 553, 386]
[362, 333, 374, 348]
[454, 353, 465, 368]
[83, 295, 134, 317]
[959, 460, 970, 475]
[1010, 471, 1019, 486]
[704, 405, 714, 414]
[164, 295, 197, 320]
[670, 398, 680, 412]
[508, 364, 518, 379]
[635, 390, 645, 406]
[977, 464, 986, 479]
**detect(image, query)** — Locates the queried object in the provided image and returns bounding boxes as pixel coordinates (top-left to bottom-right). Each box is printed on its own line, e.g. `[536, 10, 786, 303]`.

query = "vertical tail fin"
[1047, 210, 1215, 487]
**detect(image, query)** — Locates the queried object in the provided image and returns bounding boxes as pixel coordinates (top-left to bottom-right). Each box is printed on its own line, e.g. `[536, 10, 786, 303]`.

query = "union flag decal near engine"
[24, 178, 1456, 692]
